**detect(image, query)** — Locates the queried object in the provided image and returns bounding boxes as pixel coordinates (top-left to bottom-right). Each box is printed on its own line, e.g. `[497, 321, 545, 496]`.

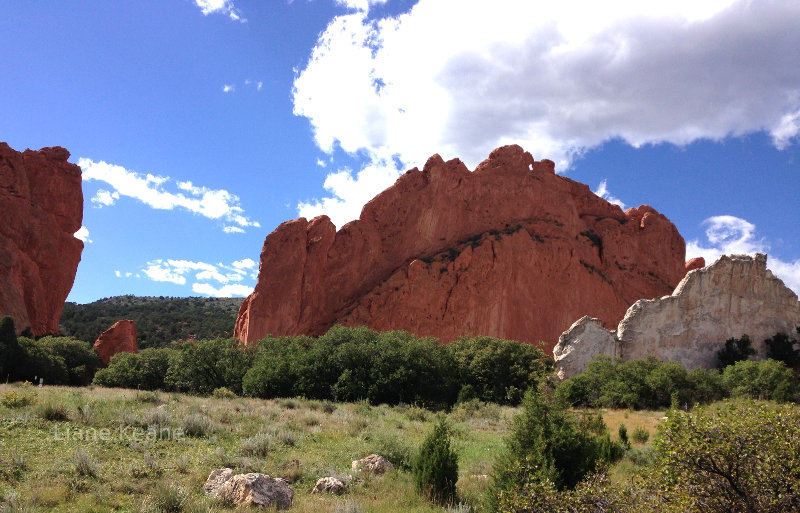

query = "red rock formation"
[93, 320, 138, 365]
[685, 257, 705, 272]
[0, 143, 83, 335]
[236, 145, 689, 352]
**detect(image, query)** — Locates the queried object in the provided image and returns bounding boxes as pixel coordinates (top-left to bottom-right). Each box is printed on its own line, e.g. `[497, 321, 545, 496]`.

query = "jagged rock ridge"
[0, 143, 83, 335]
[236, 145, 692, 351]
[554, 254, 800, 378]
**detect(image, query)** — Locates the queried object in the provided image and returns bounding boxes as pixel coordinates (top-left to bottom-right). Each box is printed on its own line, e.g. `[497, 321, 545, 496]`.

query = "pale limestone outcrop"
[553, 316, 618, 380]
[554, 254, 800, 378]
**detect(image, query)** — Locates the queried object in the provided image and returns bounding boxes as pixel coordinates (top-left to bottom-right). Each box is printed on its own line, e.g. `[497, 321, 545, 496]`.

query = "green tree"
[765, 330, 800, 368]
[93, 348, 173, 390]
[716, 334, 755, 369]
[165, 338, 254, 395]
[413, 416, 459, 505]
[0, 316, 25, 381]
[489, 388, 610, 511]
[721, 359, 798, 402]
[448, 336, 552, 405]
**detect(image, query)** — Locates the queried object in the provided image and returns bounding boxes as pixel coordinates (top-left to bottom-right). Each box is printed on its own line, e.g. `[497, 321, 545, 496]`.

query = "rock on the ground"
[311, 476, 346, 495]
[203, 468, 293, 509]
[93, 319, 138, 365]
[554, 254, 800, 378]
[0, 143, 83, 335]
[203, 468, 234, 494]
[351, 454, 394, 475]
[236, 145, 692, 352]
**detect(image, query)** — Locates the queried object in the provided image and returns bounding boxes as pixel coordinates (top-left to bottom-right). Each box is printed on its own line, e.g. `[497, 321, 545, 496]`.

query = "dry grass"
[0, 383, 669, 512]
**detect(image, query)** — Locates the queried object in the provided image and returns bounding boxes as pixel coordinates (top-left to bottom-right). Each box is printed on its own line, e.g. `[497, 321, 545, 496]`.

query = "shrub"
[211, 386, 237, 399]
[149, 482, 188, 513]
[181, 414, 212, 437]
[716, 334, 755, 369]
[74, 447, 96, 477]
[38, 402, 70, 421]
[1, 389, 37, 408]
[413, 416, 459, 505]
[240, 433, 274, 458]
[617, 424, 629, 447]
[631, 427, 649, 444]
[654, 399, 800, 512]
[489, 388, 606, 511]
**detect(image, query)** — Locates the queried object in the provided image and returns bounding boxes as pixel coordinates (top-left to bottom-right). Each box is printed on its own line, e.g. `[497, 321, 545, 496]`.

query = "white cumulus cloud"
[336, 0, 388, 13]
[593, 180, 626, 210]
[139, 259, 255, 297]
[293, 0, 800, 226]
[298, 153, 403, 228]
[192, 283, 254, 298]
[74, 226, 92, 243]
[687, 215, 800, 295]
[194, 0, 244, 21]
[79, 158, 259, 232]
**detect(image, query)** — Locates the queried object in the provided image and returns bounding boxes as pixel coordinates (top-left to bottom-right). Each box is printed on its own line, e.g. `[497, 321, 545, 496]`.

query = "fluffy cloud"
[192, 283, 254, 298]
[139, 258, 255, 297]
[194, 0, 244, 21]
[687, 215, 800, 295]
[593, 180, 626, 210]
[298, 153, 403, 228]
[222, 84, 235, 93]
[294, 0, 800, 225]
[79, 158, 259, 232]
[74, 226, 92, 243]
[336, 0, 388, 13]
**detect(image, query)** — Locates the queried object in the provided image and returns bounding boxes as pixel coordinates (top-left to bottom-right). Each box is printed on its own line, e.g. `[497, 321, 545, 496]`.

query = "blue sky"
[1, 0, 798, 303]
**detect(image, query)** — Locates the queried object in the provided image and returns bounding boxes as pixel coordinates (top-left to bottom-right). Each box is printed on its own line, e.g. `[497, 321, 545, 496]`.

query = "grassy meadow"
[0, 383, 663, 512]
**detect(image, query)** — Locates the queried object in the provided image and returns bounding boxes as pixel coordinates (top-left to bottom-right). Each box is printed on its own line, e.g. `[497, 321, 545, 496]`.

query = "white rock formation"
[311, 476, 347, 495]
[554, 254, 800, 379]
[351, 454, 394, 475]
[203, 468, 294, 509]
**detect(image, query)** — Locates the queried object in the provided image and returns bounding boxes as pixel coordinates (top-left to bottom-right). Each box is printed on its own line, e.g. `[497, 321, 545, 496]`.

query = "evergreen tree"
[413, 416, 459, 505]
[0, 316, 24, 382]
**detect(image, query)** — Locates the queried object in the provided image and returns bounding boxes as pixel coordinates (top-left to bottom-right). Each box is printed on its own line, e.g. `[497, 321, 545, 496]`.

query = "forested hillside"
[59, 295, 243, 348]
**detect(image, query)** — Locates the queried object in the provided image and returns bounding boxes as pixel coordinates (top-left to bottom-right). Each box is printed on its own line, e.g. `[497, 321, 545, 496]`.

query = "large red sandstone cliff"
[236, 145, 690, 351]
[0, 143, 84, 335]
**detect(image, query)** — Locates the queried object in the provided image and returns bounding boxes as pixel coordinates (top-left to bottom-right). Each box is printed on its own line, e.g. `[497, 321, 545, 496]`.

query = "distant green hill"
[59, 295, 244, 348]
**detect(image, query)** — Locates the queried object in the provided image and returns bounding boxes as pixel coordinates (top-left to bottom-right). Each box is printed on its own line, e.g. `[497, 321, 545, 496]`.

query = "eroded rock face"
[554, 254, 800, 378]
[236, 145, 690, 351]
[93, 320, 138, 365]
[0, 143, 83, 335]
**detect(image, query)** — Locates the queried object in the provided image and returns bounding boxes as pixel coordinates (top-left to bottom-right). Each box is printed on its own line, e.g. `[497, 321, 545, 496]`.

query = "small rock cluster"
[204, 454, 395, 508]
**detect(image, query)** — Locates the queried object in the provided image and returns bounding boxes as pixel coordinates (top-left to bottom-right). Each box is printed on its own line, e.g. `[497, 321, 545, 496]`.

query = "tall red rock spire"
[0, 143, 84, 335]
